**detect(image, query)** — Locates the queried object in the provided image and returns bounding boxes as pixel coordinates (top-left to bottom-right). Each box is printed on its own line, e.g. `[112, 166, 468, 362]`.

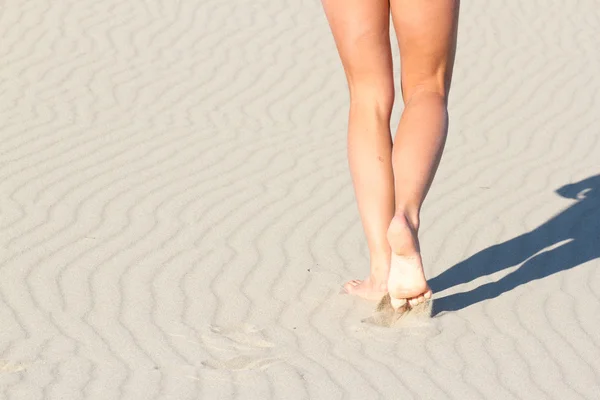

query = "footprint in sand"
[199, 324, 283, 372]
[203, 324, 276, 351]
[0, 360, 29, 373]
[201, 355, 282, 371]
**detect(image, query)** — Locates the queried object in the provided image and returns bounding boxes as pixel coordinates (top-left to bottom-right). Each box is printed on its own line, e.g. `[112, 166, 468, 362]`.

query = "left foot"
[342, 277, 387, 301]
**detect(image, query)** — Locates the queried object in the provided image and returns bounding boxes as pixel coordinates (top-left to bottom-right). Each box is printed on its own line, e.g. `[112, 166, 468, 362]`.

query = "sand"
[1, 0, 599, 399]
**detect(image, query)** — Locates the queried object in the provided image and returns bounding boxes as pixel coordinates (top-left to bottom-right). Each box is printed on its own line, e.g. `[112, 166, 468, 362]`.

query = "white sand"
[1, 0, 600, 399]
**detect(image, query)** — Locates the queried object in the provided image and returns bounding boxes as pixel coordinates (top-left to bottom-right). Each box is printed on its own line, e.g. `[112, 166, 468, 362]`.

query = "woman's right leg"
[321, 0, 396, 300]
[387, 0, 459, 308]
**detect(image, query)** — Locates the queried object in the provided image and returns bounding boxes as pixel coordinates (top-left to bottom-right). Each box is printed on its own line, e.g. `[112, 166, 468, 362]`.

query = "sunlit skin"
[322, 0, 458, 308]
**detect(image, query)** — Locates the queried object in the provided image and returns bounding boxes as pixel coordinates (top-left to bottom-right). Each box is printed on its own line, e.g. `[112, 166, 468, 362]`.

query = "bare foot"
[342, 277, 387, 301]
[386, 215, 432, 309]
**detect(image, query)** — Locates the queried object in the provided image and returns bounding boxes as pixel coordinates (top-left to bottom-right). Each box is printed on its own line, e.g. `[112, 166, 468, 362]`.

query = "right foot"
[386, 215, 432, 309]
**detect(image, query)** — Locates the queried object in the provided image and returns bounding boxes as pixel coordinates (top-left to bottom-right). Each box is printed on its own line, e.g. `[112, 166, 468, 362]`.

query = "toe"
[424, 290, 432, 299]
[343, 280, 363, 293]
[409, 298, 418, 307]
[390, 297, 407, 310]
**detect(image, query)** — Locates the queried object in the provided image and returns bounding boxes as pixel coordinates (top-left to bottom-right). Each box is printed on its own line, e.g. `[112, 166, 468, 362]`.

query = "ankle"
[368, 259, 390, 281]
[393, 208, 420, 232]
[368, 274, 388, 290]
[369, 243, 391, 258]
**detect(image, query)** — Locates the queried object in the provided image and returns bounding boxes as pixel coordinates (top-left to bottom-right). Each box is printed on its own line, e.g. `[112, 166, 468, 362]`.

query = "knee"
[402, 77, 449, 106]
[347, 79, 395, 120]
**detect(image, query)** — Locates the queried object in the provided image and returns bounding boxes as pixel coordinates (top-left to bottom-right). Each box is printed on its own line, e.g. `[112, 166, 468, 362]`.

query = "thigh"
[390, 0, 459, 102]
[321, 0, 394, 98]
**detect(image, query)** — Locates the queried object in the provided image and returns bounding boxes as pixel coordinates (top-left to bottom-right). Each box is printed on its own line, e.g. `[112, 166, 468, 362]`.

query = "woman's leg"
[321, 0, 396, 300]
[387, 0, 459, 308]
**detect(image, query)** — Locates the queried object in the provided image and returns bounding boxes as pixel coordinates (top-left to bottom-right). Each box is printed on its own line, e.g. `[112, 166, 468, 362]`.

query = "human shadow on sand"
[430, 174, 600, 315]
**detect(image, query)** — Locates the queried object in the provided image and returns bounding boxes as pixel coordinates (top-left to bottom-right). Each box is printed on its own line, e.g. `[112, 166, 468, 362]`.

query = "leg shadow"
[429, 174, 600, 315]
